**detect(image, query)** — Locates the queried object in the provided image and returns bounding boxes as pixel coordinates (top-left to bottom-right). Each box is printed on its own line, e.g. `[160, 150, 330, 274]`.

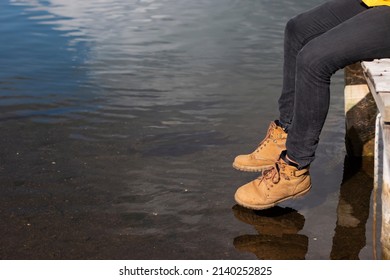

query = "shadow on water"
[232, 155, 379, 260]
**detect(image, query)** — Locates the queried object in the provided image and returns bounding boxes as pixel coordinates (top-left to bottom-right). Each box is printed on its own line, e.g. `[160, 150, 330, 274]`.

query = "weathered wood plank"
[362, 60, 390, 122]
[345, 62, 368, 85]
[344, 84, 376, 156]
[344, 64, 376, 157]
[381, 124, 390, 259]
[349, 59, 390, 259]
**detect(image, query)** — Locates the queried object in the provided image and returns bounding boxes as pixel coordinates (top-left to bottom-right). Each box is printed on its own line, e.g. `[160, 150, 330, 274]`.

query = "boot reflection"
[232, 205, 308, 260]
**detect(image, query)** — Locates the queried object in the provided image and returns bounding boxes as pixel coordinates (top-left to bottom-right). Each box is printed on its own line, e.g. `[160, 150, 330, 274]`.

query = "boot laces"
[260, 161, 289, 186]
[256, 125, 276, 151]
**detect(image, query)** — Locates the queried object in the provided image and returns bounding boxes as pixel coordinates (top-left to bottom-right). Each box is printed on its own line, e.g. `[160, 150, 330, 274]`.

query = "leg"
[287, 6, 390, 168]
[279, 0, 367, 127]
[234, 5, 390, 210]
[233, 0, 367, 172]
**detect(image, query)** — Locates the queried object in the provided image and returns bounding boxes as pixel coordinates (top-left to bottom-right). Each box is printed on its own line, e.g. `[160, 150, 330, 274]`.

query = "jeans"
[278, 0, 390, 168]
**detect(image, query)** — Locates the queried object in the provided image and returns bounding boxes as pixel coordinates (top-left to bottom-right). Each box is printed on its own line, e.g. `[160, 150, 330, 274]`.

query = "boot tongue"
[257, 122, 276, 147]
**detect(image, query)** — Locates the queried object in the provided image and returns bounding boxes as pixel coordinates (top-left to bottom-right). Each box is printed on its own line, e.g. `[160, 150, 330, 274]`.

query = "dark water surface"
[0, 0, 380, 259]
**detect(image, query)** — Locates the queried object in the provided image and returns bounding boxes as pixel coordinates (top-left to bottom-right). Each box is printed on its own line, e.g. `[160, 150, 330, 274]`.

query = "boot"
[233, 121, 287, 172]
[234, 155, 311, 210]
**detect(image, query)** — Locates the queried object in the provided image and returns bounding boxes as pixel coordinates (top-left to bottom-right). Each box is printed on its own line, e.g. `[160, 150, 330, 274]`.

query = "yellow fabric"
[362, 0, 390, 7]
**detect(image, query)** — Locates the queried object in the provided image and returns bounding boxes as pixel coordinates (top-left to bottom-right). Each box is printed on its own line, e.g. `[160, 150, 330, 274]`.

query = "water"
[0, 0, 380, 259]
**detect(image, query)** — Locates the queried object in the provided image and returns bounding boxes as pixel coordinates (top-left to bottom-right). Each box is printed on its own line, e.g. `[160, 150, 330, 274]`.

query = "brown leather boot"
[233, 121, 287, 172]
[234, 157, 311, 210]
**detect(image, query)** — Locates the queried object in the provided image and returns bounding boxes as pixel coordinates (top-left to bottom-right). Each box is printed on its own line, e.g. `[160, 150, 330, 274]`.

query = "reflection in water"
[330, 156, 374, 259]
[232, 205, 308, 260]
[2, 0, 379, 259]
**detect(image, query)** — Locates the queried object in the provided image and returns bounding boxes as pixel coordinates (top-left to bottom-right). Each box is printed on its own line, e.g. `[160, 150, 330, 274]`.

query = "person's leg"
[279, 0, 367, 128]
[233, 0, 367, 172]
[235, 4, 390, 211]
[287, 5, 390, 168]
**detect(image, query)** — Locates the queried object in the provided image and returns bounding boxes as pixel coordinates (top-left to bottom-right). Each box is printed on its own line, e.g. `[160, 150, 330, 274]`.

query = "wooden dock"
[345, 59, 390, 259]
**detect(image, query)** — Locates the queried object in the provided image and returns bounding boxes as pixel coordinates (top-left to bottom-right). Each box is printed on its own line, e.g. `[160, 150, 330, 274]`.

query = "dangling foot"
[234, 155, 311, 210]
[233, 121, 287, 172]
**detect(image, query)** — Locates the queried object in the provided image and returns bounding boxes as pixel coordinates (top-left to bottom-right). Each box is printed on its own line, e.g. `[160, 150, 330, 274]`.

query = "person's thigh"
[299, 5, 390, 75]
[288, 0, 367, 45]
[279, 0, 368, 126]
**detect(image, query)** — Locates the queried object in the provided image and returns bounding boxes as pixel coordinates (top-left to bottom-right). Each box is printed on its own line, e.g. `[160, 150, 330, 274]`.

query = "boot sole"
[234, 185, 312, 210]
[232, 162, 274, 172]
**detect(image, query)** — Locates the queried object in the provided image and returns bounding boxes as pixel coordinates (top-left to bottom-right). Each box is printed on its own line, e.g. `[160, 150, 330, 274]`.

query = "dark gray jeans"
[278, 0, 390, 168]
